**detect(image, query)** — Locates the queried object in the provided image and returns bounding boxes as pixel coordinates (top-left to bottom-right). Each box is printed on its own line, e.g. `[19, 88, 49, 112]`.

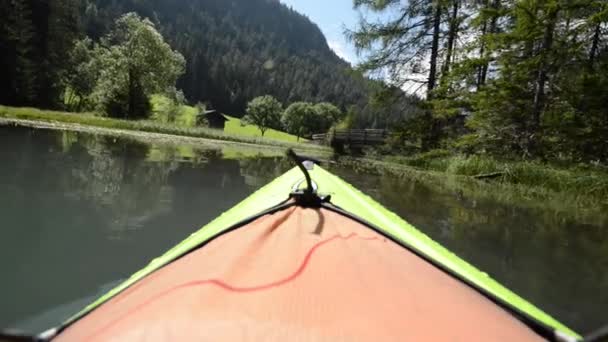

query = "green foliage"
[0, 0, 80, 108]
[224, 116, 305, 143]
[383, 114, 433, 154]
[314, 102, 344, 126]
[405, 149, 452, 170]
[354, 0, 608, 163]
[4, 0, 38, 105]
[103, 78, 152, 119]
[243, 96, 284, 136]
[89, 13, 186, 119]
[65, 38, 97, 111]
[336, 157, 608, 225]
[349, 0, 437, 94]
[282, 102, 315, 139]
[61, 13, 186, 120]
[151, 94, 197, 127]
[374, 151, 608, 205]
[444, 155, 503, 176]
[442, 155, 608, 201]
[150, 95, 304, 142]
[460, 0, 608, 161]
[282, 101, 344, 140]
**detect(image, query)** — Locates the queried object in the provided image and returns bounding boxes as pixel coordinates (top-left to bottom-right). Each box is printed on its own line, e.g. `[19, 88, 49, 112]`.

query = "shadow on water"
[0, 126, 606, 335]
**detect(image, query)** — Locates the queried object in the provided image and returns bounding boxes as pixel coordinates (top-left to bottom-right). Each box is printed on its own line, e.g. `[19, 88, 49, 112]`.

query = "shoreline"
[0, 117, 279, 151]
[2, 115, 607, 224]
[331, 157, 608, 226]
[0, 114, 330, 157]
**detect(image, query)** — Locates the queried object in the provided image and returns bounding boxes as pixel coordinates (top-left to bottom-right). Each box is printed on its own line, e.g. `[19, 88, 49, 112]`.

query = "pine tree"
[476, 0, 501, 88]
[441, 0, 461, 84]
[44, 0, 81, 107]
[0, 0, 12, 103]
[9, 0, 37, 105]
[349, 0, 445, 100]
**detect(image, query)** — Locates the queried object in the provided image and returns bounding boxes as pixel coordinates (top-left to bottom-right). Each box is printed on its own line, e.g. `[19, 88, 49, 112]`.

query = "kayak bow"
[46, 157, 580, 341]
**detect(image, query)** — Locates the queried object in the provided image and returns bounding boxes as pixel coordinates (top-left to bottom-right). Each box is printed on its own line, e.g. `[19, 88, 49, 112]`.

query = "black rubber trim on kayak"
[320, 202, 571, 342]
[0, 332, 38, 342]
[47, 199, 297, 341]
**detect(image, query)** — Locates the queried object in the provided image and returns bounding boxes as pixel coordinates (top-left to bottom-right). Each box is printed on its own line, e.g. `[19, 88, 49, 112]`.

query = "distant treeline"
[0, 0, 421, 129]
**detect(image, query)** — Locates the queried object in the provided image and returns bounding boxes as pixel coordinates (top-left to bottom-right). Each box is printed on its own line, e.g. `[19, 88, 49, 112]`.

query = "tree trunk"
[67, 90, 76, 111]
[442, 0, 460, 83]
[427, 0, 442, 100]
[477, 17, 488, 89]
[589, 23, 601, 69]
[422, 1, 444, 150]
[532, 8, 558, 131]
[128, 68, 135, 119]
[479, 0, 500, 87]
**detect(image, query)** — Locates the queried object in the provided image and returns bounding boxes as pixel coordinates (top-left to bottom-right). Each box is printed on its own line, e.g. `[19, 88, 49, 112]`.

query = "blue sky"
[279, 0, 360, 64]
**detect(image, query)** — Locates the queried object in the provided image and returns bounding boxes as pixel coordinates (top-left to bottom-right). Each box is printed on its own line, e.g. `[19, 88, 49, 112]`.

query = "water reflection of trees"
[0, 127, 289, 332]
[238, 156, 293, 188]
[60, 134, 172, 238]
[332, 169, 608, 333]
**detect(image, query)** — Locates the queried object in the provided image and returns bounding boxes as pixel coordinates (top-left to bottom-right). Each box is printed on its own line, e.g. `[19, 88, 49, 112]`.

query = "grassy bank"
[224, 115, 306, 143]
[149, 95, 304, 142]
[3, 104, 606, 220]
[337, 158, 608, 225]
[336, 151, 608, 223]
[0, 105, 325, 152]
[382, 150, 608, 200]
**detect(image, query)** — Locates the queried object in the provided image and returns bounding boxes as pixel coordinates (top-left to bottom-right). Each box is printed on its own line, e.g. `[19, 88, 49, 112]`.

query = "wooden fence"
[311, 129, 389, 147]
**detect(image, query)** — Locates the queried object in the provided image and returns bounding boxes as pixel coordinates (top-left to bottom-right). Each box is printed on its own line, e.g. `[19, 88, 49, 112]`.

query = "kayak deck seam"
[82, 232, 381, 341]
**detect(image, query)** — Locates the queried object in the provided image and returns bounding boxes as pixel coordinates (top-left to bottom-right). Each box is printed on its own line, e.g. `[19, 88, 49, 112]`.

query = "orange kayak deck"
[56, 206, 544, 341]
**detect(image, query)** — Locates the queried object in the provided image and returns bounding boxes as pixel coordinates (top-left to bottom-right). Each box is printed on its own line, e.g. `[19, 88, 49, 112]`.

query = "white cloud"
[328, 40, 354, 64]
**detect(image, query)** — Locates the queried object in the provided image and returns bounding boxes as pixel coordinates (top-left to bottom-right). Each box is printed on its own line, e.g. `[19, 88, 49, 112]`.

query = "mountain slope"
[82, 0, 417, 124]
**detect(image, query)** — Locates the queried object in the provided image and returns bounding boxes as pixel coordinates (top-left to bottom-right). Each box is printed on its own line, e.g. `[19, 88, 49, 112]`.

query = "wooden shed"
[196, 110, 229, 130]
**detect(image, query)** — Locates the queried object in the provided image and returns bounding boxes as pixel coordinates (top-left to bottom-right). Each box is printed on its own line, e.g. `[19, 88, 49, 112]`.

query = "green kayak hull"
[64, 166, 580, 339]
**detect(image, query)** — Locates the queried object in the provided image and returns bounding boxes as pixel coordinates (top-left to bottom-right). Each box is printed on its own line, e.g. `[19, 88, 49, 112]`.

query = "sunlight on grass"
[150, 95, 304, 143]
[0, 105, 327, 153]
[224, 116, 306, 143]
[150, 95, 198, 127]
[386, 152, 608, 200]
[336, 157, 608, 226]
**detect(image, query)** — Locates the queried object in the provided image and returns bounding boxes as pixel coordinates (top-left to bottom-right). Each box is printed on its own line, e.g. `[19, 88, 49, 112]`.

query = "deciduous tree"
[314, 102, 344, 125]
[244, 95, 283, 136]
[282, 102, 315, 140]
[91, 13, 186, 119]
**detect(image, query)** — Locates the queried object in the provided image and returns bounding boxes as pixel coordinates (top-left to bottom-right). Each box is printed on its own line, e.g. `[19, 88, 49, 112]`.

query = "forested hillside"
[0, 0, 420, 127]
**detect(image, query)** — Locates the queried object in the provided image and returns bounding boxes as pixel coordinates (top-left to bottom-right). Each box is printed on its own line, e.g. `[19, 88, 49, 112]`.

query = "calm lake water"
[1, 126, 606, 335]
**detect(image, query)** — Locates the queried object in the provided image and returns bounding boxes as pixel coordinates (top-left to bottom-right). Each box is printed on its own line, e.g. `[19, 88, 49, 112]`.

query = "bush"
[403, 149, 451, 170]
[445, 155, 501, 176]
